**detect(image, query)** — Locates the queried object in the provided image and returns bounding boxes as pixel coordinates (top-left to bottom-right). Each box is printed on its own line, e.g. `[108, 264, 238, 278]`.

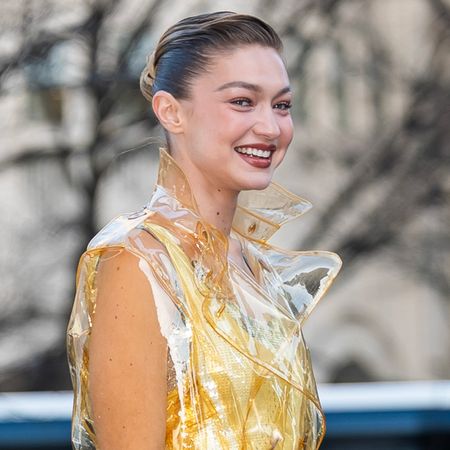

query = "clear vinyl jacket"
[66, 148, 342, 449]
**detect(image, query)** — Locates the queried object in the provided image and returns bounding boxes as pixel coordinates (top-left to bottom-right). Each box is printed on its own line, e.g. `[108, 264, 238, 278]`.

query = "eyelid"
[230, 97, 253, 107]
[274, 100, 293, 111]
[273, 95, 292, 103]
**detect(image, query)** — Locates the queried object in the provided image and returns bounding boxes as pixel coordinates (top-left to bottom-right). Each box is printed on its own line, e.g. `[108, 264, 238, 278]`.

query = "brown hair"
[139, 11, 283, 103]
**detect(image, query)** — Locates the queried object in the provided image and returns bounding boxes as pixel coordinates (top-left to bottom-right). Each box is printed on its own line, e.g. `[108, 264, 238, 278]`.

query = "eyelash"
[231, 98, 292, 111]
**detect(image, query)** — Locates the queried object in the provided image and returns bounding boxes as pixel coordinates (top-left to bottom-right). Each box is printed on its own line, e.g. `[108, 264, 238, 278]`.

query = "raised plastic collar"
[155, 147, 313, 243]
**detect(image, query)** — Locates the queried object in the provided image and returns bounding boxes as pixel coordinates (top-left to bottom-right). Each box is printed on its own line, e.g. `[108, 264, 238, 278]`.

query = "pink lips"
[234, 143, 276, 169]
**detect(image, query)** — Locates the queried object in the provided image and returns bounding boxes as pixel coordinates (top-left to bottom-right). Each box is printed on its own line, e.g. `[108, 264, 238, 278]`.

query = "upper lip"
[234, 143, 276, 151]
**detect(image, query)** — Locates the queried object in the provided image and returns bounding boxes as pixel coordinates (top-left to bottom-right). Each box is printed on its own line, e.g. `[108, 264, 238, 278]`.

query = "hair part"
[140, 11, 283, 103]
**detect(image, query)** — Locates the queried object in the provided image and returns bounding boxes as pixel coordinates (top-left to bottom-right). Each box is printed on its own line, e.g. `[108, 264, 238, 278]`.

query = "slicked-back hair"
[140, 11, 283, 103]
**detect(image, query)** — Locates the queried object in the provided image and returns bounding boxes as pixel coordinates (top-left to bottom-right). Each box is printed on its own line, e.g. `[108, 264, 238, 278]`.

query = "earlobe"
[152, 91, 183, 134]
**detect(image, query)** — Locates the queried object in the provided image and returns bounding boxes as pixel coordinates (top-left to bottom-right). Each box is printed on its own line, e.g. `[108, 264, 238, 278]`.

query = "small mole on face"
[114, 315, 118, 319]
[216, 211, 220, 215]
[116, 266, 120, 271]
[217, 188, 221, 192]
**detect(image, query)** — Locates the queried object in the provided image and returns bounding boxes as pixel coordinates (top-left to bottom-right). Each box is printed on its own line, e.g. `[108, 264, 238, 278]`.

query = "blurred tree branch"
[291, 0, 449, 300]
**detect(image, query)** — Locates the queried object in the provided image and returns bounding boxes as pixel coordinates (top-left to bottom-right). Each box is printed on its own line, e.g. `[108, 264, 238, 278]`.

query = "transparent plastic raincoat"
[66, 147, 342, 449]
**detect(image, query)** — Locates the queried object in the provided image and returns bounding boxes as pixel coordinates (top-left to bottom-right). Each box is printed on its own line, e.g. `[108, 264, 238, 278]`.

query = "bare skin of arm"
[88, 247, 168, 449]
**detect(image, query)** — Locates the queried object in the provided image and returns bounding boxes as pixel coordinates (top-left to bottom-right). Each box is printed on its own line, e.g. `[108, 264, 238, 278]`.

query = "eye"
[274, 101, 292, 111]
[230, 97, 253, 107]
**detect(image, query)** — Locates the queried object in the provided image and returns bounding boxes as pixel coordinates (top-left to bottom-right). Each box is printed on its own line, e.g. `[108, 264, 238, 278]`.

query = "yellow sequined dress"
[66, 147, 342, 449]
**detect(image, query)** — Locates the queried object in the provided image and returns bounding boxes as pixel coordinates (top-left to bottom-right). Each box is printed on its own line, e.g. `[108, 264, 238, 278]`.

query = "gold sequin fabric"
[66, 148, 342, 449]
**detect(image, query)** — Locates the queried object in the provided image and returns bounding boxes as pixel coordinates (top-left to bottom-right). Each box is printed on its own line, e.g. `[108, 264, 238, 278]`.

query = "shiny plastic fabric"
[66, 147, 342, 449]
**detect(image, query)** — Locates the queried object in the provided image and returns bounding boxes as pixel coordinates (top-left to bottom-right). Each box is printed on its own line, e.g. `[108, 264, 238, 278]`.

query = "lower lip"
[234, 150, 272, 168]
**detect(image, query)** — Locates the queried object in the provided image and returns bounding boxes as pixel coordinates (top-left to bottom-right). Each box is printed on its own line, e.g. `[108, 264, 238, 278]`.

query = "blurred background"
[0, 0, 449, 449]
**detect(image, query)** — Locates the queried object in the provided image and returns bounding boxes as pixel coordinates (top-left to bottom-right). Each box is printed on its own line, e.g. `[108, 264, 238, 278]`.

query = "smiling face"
[155, 44, 294, 193]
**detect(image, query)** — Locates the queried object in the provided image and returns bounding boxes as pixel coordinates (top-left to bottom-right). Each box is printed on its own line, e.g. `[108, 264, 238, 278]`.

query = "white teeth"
[234, 147, 272, 158]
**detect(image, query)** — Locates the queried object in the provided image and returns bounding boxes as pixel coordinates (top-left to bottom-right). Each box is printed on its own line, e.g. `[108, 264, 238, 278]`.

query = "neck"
[192, 181, 238, 237]
[169, 147, 239, 237]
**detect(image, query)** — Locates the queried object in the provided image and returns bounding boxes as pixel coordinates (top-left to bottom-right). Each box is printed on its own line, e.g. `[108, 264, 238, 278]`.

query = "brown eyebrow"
[215, 81, 291, 98]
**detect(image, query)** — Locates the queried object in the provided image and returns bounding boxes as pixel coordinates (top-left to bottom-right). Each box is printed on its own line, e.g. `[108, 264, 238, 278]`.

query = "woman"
[66, 11, 342, 450]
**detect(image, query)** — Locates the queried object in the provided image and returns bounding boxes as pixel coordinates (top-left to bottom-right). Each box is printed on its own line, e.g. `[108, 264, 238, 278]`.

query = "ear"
[151, 91, 183, 134]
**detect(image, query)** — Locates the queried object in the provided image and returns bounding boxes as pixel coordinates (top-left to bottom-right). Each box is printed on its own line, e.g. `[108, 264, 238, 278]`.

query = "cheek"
[273, 118, 293, 168]
[214, 109, 253, 143]
[197, 108, 230, 139]
[280, 117, 294, 145]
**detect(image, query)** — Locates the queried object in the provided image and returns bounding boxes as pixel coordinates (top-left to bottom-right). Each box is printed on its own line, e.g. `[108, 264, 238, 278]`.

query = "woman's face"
[175, 44, 293, 192]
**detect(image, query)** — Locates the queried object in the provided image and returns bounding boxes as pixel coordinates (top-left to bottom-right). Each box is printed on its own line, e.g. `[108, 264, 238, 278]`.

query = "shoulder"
[73, 219, 183, 338]
[75, 204, 172, 287]
[86, 204, 159, 251]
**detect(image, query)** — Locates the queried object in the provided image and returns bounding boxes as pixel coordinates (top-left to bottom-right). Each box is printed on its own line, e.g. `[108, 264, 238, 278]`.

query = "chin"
[238, 176, 272, 191]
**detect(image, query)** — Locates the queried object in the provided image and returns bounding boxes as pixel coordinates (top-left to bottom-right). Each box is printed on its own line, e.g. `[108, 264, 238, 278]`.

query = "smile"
[233, 145, 275, 169]
[234, 147, 272, 159]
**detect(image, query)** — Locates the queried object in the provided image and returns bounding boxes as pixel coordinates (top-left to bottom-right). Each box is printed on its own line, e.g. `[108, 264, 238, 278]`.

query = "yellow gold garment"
[66, 148, 342, 449]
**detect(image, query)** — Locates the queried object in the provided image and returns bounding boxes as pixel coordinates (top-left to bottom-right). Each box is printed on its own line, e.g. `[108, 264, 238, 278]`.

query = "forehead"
[199, 45, 289, 90]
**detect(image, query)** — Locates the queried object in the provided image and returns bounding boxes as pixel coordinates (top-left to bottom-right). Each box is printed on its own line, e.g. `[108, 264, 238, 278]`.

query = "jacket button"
[247, 222, 256, 234]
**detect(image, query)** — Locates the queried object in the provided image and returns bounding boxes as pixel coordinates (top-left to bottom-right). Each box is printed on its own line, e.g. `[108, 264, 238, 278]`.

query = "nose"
[252, 105, 281, 140]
